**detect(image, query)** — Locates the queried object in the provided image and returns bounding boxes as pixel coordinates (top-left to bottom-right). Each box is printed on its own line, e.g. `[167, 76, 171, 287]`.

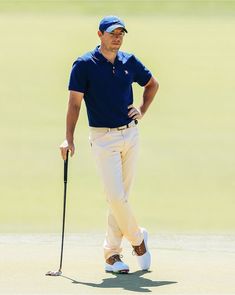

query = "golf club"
[46, 149, 69, 276]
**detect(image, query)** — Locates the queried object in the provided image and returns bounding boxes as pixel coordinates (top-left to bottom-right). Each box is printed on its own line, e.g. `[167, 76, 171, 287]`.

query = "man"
[60, 15, 159, 273]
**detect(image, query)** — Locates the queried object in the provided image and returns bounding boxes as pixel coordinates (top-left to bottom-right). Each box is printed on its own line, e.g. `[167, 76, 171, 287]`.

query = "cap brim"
[106, 24, 128, 33]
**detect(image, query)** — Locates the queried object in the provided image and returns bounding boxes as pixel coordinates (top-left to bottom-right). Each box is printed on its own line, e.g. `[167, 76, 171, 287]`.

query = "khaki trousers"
[89, 125, 143, 260]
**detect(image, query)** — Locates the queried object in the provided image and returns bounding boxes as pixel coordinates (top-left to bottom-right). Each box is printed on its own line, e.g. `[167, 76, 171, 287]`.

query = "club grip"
[64, 150, 69, 183]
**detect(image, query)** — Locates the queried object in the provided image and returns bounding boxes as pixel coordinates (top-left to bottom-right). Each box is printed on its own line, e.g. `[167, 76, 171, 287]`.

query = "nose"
[112, 34, 123, 39]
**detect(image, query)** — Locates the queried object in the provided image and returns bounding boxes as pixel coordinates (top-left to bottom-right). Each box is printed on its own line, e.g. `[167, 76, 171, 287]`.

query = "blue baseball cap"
[99, 16, 128, 33]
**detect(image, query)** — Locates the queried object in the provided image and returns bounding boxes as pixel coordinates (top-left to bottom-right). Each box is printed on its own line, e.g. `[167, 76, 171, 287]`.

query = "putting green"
[0, 233, 235, 294]
[0, 8, 235, 232]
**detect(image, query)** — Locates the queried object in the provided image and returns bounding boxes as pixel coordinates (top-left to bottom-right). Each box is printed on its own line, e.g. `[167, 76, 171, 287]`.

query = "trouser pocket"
[89, 129, 110, 146]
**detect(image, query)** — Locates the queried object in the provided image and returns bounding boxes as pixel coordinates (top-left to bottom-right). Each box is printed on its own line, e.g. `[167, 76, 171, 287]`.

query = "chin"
[111, 45, 121, 52]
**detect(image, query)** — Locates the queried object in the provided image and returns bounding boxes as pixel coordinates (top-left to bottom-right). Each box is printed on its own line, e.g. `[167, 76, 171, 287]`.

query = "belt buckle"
[117, 125, 126, 131]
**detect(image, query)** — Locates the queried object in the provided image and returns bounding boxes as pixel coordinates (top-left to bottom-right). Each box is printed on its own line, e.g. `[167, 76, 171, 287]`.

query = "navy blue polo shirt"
[68, 46, 152, 127]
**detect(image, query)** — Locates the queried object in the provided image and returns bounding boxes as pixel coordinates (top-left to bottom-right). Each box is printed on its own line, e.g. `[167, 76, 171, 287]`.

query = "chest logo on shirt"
[124, 70, 129, 75]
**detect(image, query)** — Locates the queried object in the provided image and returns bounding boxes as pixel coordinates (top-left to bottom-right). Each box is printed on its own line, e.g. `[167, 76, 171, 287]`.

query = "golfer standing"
[60, 16, 159, 273]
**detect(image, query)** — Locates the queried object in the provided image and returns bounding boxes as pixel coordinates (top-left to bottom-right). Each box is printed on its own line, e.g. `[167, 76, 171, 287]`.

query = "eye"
[109, 32, 125, 37]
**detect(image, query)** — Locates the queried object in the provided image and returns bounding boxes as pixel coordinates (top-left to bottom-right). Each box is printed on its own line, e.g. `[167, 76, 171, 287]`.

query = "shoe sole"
[138, 228, 151, 271]
[105, 269, 129, 274]
[105, 262, 129, 274]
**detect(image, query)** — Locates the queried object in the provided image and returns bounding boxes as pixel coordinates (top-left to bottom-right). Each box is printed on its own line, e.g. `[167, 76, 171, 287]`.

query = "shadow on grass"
[61, 270, 177, 293]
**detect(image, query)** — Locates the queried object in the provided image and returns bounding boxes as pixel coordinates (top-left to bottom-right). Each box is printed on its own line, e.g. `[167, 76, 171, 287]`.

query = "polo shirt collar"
[93, 46, 122, 64]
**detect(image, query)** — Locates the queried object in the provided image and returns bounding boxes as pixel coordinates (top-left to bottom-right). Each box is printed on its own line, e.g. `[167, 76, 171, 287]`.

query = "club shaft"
[59, 151, 69, 272]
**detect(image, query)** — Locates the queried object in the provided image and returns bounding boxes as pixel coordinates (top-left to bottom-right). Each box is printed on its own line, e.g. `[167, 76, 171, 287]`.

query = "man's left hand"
[128, 105, 143, 120]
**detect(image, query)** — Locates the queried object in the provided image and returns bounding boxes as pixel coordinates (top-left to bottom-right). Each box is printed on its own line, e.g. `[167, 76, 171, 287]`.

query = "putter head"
[45, 270, 62, 276]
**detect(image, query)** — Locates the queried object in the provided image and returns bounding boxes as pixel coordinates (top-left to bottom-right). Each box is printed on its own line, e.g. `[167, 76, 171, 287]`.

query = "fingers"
[131, 114, 139, 120]
[60, 147, 68, 160]
[70, 145, 75, 157]
[59, 140, 75, 160]
[60, 140, 68, 160]
[128, 105, 141, 119]
[128, 108, 137, 117]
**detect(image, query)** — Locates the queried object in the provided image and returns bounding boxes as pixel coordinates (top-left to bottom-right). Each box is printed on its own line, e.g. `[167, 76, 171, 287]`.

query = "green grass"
[0, 0, 235, 16]
[0, 8, 235, 233]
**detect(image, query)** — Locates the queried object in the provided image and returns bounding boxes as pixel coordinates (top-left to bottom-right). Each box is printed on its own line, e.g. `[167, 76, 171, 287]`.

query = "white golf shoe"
[132, 228, 151, 270]
[105, 254, 129, 274]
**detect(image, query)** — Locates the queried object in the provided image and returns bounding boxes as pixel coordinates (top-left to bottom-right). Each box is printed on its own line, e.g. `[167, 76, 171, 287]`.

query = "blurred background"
[0, 0, 234, 233]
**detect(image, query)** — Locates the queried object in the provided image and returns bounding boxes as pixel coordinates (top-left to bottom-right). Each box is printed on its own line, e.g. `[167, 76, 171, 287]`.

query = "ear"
[98, 30, 103, 37]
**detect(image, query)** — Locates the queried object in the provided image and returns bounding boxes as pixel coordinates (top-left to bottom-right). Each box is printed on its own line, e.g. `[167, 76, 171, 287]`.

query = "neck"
[99, 45, 117, 64]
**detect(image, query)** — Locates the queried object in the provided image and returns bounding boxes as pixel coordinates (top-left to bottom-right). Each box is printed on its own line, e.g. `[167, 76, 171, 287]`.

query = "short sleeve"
[132, 55, 152, 86]
[68, 59, 87, 93]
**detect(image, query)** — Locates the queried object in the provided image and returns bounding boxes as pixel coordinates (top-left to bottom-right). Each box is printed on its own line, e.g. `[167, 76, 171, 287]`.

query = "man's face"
[98, 28, 125, 52]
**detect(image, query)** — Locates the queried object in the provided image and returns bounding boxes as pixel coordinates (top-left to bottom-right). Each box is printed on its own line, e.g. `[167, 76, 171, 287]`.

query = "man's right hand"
[60, 140, 75, 160]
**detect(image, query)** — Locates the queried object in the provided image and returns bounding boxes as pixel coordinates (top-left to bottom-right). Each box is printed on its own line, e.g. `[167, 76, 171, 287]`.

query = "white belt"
[90, 120, 138, 132]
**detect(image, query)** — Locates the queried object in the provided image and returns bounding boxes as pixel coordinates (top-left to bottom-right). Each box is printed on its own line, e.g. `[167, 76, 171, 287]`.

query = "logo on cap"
[99, 16, 128, 33]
